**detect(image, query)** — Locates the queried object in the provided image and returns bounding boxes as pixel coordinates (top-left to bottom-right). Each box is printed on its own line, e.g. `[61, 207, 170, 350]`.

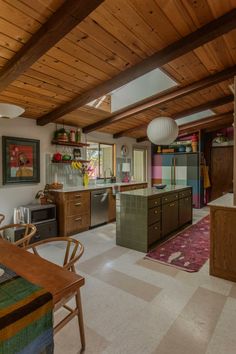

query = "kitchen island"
[116, 185, 192, 252]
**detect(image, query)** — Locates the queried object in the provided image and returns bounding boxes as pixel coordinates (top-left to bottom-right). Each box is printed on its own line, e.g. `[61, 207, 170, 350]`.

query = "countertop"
[120, 185, 191, 197]
[50, 181, 147, 193]
[208, 193, 236, 209]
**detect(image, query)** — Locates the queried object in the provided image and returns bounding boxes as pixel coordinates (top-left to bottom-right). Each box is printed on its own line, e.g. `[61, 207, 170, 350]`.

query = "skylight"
[176, 110, 215, 126]
[110, 68, 178, 112]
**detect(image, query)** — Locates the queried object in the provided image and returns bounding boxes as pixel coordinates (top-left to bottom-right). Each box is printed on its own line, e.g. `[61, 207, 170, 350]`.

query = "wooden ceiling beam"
[88, 64, 236, 135]
[37, 9, 236, 126]
[179, 111, 234, 134]
[136, 98, 234, 143]
[0, 0, 104, 92]
[115, 95, 234, 139]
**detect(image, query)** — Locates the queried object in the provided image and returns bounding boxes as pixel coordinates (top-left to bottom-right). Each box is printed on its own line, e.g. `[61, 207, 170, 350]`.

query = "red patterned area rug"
[145, 216, 210, 272]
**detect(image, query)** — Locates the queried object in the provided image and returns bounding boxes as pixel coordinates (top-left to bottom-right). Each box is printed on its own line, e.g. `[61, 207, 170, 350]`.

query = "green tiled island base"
[116, 185, 192, 252]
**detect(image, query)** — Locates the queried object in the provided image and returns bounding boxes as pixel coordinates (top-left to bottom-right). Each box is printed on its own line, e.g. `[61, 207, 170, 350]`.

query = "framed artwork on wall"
[2, 136, 40, 185]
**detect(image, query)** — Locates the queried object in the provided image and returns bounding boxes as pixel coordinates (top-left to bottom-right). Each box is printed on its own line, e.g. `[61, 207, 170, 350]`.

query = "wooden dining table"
[0, 238, 85, 349]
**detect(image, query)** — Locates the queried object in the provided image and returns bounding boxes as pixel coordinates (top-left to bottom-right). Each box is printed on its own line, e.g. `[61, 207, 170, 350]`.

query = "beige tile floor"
[38, 208, 236, 354]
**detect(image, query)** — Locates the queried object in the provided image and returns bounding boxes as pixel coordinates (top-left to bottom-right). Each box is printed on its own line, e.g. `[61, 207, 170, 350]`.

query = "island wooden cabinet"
[51, 190, 91, 236]
[209, 194, 236, 282]
[117, 186, 192, 252]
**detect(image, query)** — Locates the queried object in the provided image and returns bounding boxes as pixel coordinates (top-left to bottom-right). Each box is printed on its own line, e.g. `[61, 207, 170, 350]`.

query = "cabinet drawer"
[162, 193, 179, 204]
[148, 222, 161, 245]
[67, 199, 90, 216]
[65, 191, 90, 202]
[179, 189, 192, 199]
[148, 206, 161, 225]
[67, 214, 90, 235]
[148, 197, 161, 209]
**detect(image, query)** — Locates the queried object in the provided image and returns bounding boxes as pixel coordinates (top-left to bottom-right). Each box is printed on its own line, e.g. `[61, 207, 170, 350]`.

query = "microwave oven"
[19, 204, 56, 224]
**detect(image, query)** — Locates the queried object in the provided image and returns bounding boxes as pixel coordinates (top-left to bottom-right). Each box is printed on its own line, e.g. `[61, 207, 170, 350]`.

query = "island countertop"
[208, 193, 236, 209]
[120, 185, 191, 197]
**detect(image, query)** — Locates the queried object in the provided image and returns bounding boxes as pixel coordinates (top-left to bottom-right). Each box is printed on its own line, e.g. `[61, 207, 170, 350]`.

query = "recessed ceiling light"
[0, 103, 25, 119]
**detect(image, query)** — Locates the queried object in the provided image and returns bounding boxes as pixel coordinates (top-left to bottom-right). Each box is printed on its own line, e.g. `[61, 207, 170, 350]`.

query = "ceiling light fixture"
[0, 103, 25, 119]
[147, 117, 179, 145]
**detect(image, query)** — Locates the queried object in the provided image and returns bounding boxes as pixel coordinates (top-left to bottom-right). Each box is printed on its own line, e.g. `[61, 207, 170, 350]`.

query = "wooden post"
[234, 77, 236, 205]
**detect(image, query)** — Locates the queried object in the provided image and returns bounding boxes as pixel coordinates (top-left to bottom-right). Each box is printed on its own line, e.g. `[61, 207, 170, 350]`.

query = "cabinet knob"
[154, 227, 158, 230]
[75, 202, 81, 206]
[75, 195, 81, 198]
[155, 201, 158, 204]
[170, 203, 175, 207]
[155, 210, 158, 214]
[75, 217, 82, 221]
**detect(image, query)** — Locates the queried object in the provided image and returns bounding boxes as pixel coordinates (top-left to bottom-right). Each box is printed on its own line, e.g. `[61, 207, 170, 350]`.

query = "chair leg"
[75, 289, 86, 351]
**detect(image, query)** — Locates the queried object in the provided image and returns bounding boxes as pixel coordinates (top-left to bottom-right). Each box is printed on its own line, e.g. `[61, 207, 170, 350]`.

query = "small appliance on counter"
[13, 204, 57, 244]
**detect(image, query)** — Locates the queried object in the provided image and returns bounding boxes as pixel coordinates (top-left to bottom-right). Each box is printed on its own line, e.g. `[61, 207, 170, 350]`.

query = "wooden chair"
[25, 237, 85, 351]
[0, 223, 37, 248]
[0, 213, 5, 225]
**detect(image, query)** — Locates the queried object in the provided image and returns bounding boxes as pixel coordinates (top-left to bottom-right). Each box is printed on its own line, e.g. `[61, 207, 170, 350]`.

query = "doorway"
[133, 147, 147, 182]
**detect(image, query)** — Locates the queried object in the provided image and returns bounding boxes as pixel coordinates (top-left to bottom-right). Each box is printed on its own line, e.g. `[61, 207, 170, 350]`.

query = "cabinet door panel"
[179, 197, 192, 226]
[148, 222, 161, 245]
[162, 201, 179, 236]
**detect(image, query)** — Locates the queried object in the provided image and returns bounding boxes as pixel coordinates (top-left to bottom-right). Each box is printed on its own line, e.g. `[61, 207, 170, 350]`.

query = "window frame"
[87, 142, 116, 179]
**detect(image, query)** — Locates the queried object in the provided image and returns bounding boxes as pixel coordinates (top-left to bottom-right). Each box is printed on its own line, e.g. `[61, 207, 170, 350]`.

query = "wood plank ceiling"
[0, 0, 235, 140]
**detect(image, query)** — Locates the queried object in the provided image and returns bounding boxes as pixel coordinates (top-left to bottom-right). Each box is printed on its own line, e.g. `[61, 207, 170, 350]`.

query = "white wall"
[0, 117, 151, 223]
[0, 117, 55, 223]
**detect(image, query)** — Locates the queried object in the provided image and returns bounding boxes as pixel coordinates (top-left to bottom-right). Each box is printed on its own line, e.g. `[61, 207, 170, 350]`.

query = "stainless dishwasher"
[91, 189, 109, 227]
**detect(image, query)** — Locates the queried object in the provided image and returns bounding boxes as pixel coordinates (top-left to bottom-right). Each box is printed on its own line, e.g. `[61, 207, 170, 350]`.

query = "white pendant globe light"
[147, 117, 179, 145]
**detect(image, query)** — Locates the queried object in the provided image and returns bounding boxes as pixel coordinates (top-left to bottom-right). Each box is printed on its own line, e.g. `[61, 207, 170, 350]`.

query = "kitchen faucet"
[104, 168, 111, 182]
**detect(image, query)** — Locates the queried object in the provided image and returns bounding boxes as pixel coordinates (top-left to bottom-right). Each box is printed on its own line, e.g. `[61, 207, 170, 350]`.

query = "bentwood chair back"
[0, 213, 5, 225]
[0, 223, 37, 248]
[25, 237, 85, 350]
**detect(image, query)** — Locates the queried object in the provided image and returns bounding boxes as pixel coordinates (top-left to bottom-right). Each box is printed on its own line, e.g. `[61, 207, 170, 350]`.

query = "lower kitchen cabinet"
[52, 183, 147, 235]
[52, 190, 91, 236]
[108, 189, 116, 222]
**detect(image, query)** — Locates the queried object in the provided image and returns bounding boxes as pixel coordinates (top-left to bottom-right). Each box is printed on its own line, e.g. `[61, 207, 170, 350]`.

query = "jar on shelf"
[75, 128, 81, 143]
[191, 134, 198, 152]
[70, 129, 76, 142]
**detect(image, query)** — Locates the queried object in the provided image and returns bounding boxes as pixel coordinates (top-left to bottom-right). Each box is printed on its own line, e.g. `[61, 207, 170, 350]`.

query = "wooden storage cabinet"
[52, 190, 90, 236]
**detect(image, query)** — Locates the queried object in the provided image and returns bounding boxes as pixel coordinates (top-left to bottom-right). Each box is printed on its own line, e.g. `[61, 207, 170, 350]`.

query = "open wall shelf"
[51, 140, 89, 148]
